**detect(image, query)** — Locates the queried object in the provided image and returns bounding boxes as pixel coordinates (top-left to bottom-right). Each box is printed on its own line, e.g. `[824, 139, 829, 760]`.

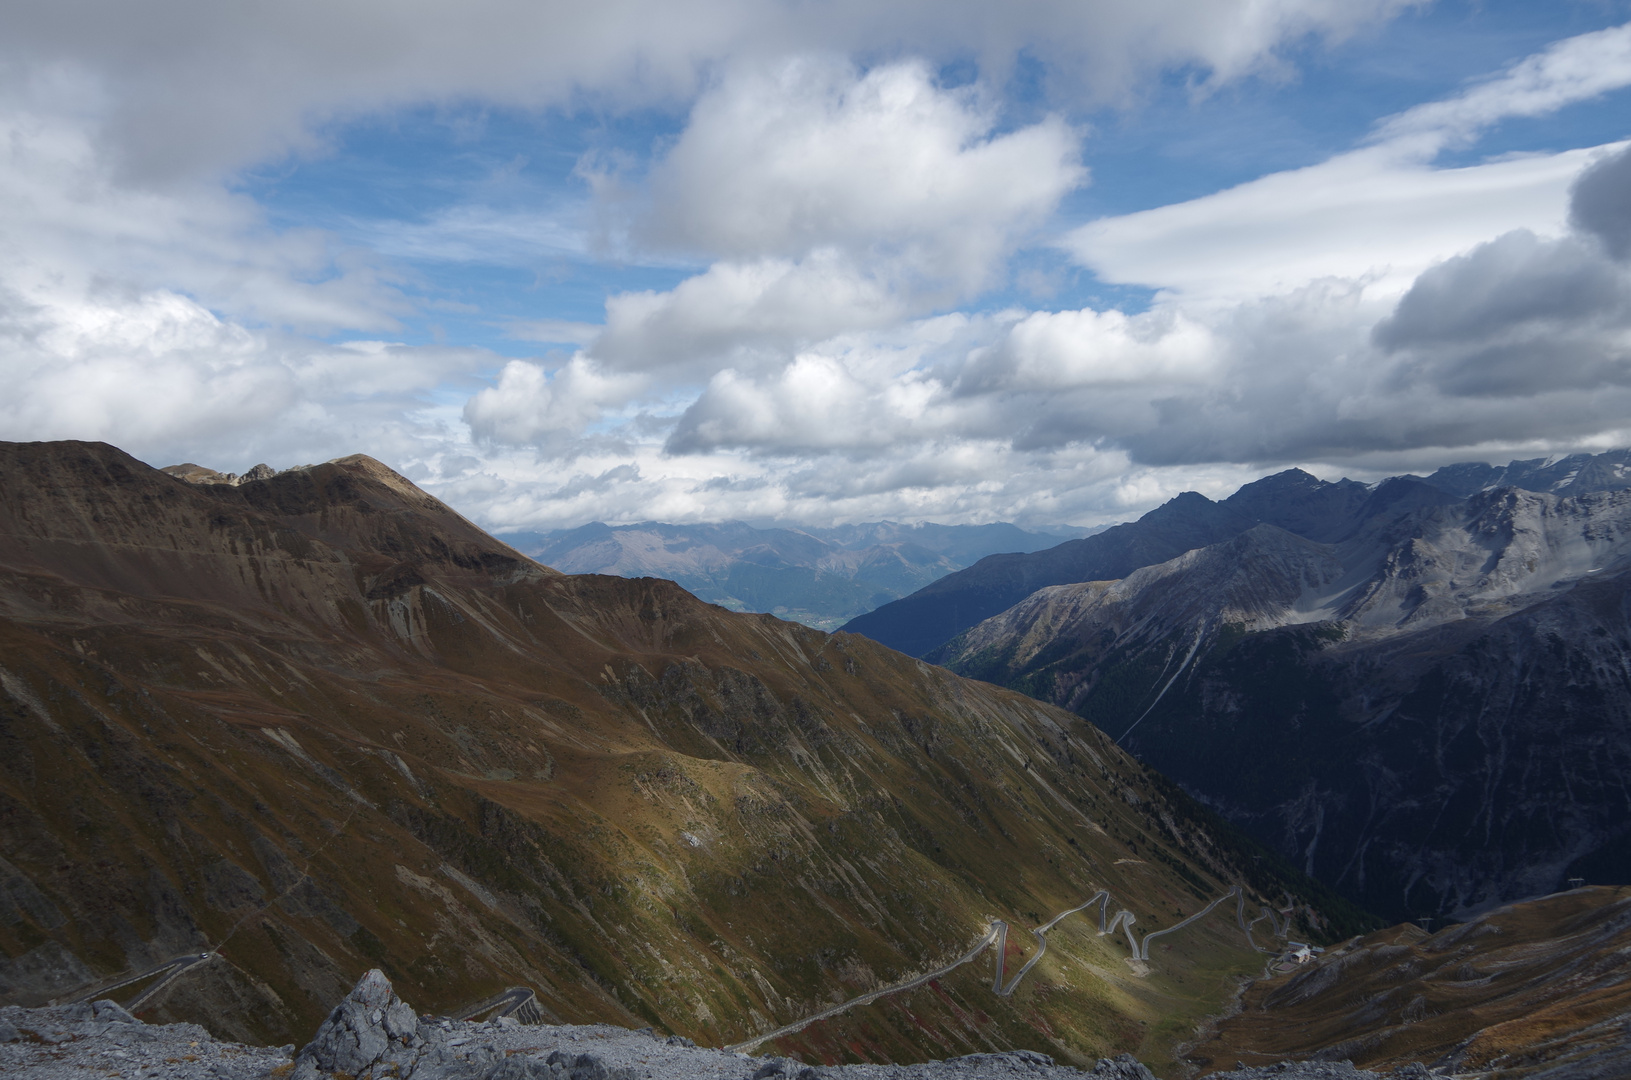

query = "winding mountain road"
[728, 883, 1292, 1051]
[452, 987, 545, 1024]
[66, 953, 214, 1010]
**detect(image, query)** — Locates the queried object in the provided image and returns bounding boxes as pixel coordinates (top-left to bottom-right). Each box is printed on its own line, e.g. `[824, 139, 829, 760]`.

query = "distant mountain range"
[843, 449, 1631, 656]
[500, 520, 1090, 630]
[893, 449, 1631, 923]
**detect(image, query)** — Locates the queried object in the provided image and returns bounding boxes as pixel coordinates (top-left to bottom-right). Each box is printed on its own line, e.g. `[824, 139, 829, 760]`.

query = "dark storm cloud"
[1570, 143, 1631, 260]
[1372, 153, 1631, 401]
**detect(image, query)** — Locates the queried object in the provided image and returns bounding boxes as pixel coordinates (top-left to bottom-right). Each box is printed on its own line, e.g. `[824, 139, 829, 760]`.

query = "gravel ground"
[0, 973, 1451, 1080]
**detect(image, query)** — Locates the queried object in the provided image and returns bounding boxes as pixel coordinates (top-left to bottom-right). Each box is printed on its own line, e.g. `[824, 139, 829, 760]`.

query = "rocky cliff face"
[0, 441, 1333, 1071]
[936, 472, 1631, 922]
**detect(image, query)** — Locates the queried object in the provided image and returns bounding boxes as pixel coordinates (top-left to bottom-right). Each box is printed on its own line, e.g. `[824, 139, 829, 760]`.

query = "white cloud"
[2, 0, 1416, 182]
[0, 96, 407, 334]
[587, 58, 1083, 375]
[462, 355, 646, 448]
[1372, 21, 1631, 152]
[422, 433, 1275, 533]
[18, 0, 1631, 539]
[1064, 146, 1596, 304]
[666, 351, 944, 454]
[642, 57, 1083, 275]
[592, 252, 906, 375]
[956, 307, 1219, 393]
[1064, 20, 1631, 305]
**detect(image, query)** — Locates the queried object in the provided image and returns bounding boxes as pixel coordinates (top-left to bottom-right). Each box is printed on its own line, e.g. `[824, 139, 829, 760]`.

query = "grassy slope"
[0, 442, 1335, 1071]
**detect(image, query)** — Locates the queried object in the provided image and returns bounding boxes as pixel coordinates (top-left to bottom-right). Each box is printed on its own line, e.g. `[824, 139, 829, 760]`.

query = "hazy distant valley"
[503, 521, 1088, 631]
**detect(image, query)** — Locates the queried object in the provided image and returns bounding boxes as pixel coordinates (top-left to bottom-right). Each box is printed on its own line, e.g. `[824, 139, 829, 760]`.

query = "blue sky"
[6, 0, 1631, 530]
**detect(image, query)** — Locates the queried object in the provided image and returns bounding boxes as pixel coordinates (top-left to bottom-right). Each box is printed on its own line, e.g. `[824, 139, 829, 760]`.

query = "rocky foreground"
[0, 970, 1409, 1080]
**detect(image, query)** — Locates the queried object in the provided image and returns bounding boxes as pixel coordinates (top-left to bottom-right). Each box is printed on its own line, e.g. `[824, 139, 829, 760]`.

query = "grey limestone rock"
[950, 1050, 1056, 1071]
[1206, 1062, 1381, 1080]
[485, 1057, 557, 1080]
[1088, 1054, 1155, 1080]
[92, 998, 139, 1024]
[293, 968, 424, 1080]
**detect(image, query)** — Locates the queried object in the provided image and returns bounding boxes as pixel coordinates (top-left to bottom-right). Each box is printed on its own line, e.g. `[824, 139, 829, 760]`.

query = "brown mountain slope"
[1190, 886, 1631, 1077]
[0, 441, 1343, 1071]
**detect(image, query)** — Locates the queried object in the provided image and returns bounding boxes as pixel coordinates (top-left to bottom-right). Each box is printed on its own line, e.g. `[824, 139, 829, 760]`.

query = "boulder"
[292, 969, 424, 1080]
[1090, 1054, 1157, 1080]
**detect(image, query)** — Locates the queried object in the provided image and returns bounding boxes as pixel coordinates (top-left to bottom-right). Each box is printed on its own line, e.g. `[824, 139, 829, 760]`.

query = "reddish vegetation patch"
[1188, 887, 1631, 1076]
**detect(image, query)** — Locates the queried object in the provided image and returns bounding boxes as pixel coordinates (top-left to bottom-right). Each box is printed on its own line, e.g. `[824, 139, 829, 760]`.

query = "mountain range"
[845, 449, 1631, 657]
[0, 440, 1343, 1072]
[503, 521, 1087, 631]
[907, 451, 1631, 923]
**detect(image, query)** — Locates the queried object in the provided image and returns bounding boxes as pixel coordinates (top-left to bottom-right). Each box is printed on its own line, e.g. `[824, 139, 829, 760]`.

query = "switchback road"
[728, 883, 1292, 1052]
[66, 953, 214, 1010]
[452, 987, 545, 1025]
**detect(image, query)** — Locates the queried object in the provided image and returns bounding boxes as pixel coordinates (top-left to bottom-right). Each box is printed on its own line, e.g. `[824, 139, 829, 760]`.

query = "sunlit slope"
[0, 441, 1344, 1067]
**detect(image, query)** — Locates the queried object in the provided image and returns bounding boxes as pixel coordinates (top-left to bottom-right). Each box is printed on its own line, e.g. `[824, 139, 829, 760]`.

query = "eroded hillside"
[0, 441, 1338, 1072]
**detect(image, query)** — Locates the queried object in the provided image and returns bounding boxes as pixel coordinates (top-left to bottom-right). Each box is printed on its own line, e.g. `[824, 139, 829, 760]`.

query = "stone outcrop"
[1086, 1054, 1155, 1080]
[292, 969, 427, 1079]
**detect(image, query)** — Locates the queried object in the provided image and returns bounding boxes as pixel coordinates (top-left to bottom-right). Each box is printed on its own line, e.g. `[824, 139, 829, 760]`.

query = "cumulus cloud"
[1571, 143, 1631, 260]
[642, 57, 1082, 274]
[0, 280, 492, 468]
[1369, 144, 1631, 400]
[3, 0, 1415, 182]
[588, 58, 1083, 375]
[956, 307, 1218, 394]
[17, 0, 1631, 536]
[462, 356, 646, 448]
[0, 86, 493, 471]
[666, 351, 945, 454]
[593, 253, 907, 375]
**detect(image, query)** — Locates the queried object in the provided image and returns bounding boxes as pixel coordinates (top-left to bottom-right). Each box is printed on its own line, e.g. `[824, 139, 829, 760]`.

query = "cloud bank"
[6, 2, 1631, 533]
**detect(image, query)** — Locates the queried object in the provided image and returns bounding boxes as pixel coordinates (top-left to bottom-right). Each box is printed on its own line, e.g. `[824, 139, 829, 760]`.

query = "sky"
[6, 0, 1631, 532]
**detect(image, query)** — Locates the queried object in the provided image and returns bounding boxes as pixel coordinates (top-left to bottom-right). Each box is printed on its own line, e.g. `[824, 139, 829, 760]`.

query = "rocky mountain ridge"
[933, 471, 1631, 921]
[847, 449, 1631, 659]
[0, 440, 1341, 1071]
